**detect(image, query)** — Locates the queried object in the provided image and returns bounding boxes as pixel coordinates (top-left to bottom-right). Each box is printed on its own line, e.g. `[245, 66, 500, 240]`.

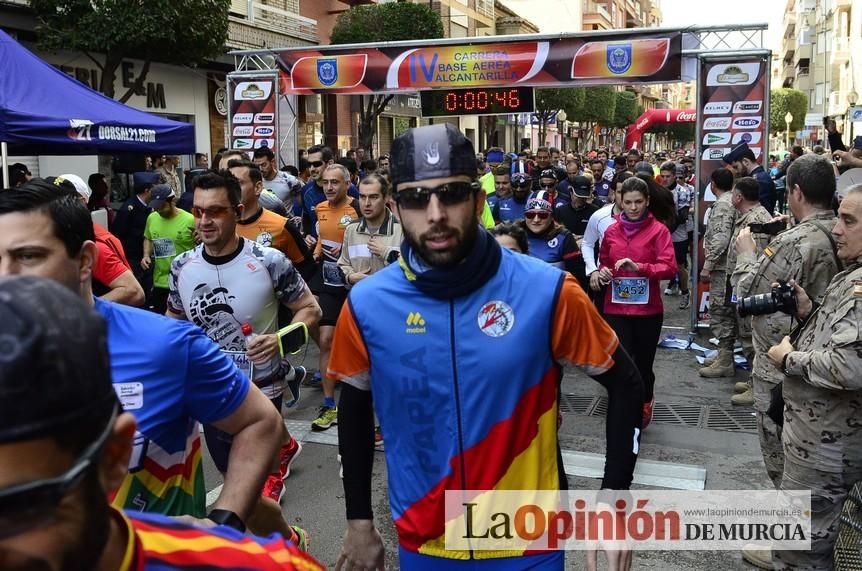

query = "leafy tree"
[534, 88, 584, 147]
[331, 2, 444, 155]
[569, 87, 616, 149]
[31, 0, 230, 102]
[770, 88, 808, 133]
[611, 90, 639, 129]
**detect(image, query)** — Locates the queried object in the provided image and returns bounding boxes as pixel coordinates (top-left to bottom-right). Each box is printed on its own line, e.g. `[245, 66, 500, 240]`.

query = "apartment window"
[816, 32, 825, 53]
[815, 83, 824, 106]
[450, 21, 468, 38]
[306, 94, 321, 114]
[809, 89, 815, 110]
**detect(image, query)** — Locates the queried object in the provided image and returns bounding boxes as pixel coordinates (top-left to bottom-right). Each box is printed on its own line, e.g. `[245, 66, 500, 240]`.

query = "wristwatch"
[781, 353, 792, 376]
[207, 509, 246, 532]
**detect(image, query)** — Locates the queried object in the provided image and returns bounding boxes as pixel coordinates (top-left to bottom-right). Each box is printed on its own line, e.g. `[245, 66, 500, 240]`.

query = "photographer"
[730, 154, 843, 569]
[765, 183, 862, 570]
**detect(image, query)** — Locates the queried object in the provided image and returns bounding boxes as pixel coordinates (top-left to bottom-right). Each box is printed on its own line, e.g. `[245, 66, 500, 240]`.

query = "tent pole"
[1, 142, 8, 189]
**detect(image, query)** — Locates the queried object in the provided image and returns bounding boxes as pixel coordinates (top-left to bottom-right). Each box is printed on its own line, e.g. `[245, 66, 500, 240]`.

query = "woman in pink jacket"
[597, 176, 677, 428]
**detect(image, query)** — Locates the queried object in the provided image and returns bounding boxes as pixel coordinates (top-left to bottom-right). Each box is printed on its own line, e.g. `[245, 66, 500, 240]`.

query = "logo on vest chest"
[478, 301, 515, 337]
[406, 312, 426, 334]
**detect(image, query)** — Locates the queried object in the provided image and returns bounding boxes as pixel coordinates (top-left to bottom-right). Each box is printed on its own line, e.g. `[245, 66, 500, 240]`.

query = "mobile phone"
[277, 322, 308, 356]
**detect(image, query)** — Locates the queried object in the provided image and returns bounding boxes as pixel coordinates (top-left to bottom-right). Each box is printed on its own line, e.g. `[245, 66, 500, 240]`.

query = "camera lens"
[737, 292, 779, 317]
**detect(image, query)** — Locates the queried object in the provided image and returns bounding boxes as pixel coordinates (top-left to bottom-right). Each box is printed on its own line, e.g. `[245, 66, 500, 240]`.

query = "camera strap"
[803, 219, 844, 273]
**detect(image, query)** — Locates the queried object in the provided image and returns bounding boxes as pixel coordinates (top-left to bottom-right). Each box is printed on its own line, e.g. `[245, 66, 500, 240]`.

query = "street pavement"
[201, 290, 769, 570]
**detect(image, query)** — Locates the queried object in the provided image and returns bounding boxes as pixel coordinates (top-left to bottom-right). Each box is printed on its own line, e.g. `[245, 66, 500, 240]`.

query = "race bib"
[611, 277, 649, 305]
[322, 260, 345, 287]
[152, 238, 176, 258]
[222, 349, 254, 381]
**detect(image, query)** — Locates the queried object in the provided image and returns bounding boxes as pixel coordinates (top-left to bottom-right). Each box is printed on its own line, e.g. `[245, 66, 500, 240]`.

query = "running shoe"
[311, 405, 338, 431]
[262, 472, 285, 503]
[284, 366, 305, 408]
[302, 370, 322, 387]
[290, 525, 311, 551]
[374, 425, 383, 447]
[642, 399, 655, 429]
[664, 284, 679, 296]
[279, 437, 302, 480]
[679, 293, 691, 309]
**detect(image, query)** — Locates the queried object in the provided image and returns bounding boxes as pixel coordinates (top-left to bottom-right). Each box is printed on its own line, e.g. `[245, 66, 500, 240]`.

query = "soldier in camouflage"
[725, 178, 773, 404]
[733, 154, 842, 491]
[766, 183, 862, 570]
[699, 168, 738, 378]
[732, 154, 843, 571]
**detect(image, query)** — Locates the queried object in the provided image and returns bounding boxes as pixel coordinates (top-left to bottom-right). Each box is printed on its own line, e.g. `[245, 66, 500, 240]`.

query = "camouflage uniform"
[702, 192, 737, 346]
[727, 205, 772, 360]
[732, 210, 841, 489]
[774, 261, 862, 570]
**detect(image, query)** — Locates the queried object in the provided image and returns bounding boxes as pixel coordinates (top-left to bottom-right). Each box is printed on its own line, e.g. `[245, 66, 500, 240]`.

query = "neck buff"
[619, 211, 651, 240]
[399, 226, 502, 300]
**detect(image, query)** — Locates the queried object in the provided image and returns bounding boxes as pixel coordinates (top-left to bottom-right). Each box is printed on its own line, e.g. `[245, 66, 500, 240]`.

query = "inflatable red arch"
[624, 108, 696, 150]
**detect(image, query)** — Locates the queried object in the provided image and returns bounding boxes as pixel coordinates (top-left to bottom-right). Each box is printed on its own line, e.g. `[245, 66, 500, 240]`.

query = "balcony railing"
[229, 0, 318, 45]
[475, 0, 494, 20]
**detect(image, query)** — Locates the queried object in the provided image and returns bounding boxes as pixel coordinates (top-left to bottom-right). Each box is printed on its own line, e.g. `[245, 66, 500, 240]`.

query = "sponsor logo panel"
[703, 117, 732, 130]
[232, 113, 253, 124]
[732, 117, 762, 130]
[704, 101, 732, 115]
[706, 62, 760, 86]
[702, 148, 731, 161]
[232, 126, 253, 137]
[732, 100, 763, 114]
[254, 113, 274, 124]
[732, 131, 762, 145]
[702, 132, 731, 145]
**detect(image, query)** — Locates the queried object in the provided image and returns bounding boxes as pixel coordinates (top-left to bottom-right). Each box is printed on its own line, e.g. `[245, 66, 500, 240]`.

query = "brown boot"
[734, 381, 749, 393]
[702, 354, 717, 367]
[699, 349, 735, 378]
[731, 383, 753, 406]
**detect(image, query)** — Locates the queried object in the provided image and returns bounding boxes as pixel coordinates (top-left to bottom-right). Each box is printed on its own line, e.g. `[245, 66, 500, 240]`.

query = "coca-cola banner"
[227, 72, 279, 153]
[274, 31, 682, 94]
[696, 56, 770, 195]
[625, 108, 695, 149]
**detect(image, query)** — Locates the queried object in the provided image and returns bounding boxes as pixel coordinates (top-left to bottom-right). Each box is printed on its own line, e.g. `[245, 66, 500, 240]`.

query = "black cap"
[0, 276, 114, 444]
[570, 175, 593, 197]
[390, 124, 476, 191]
[147, 184, 176, 209]
[634, 161, 654, 175]
[539, 168, 557, 180]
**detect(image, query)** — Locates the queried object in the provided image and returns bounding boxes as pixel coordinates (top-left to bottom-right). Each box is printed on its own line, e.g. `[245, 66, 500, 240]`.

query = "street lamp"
[785, 112, 793, 151]
[848, 90, 858, 141]
[557, 110, 568, 152]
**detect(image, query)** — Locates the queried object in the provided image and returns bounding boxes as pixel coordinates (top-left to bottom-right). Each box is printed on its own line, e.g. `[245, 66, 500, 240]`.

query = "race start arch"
[625, 108, 696, 150]
[230, 24, 770, 332]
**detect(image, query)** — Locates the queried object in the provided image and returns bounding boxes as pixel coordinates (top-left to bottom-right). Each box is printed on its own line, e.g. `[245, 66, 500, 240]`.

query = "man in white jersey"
[167, 170, 321, 541]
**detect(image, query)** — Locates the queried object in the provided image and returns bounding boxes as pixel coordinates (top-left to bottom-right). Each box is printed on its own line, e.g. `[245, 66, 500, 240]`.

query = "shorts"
[317, 288, 347, 327]
[673, 240, 690, 268]
[205, 394, 284, 474]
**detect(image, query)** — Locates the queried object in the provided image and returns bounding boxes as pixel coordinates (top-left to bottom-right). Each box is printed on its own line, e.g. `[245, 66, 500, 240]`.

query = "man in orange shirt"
[310, 163, 360, 431]
[230, 159, 316, 281]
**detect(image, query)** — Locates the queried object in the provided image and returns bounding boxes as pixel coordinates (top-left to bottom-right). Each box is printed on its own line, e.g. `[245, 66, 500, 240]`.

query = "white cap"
[57, 174, 91, 202]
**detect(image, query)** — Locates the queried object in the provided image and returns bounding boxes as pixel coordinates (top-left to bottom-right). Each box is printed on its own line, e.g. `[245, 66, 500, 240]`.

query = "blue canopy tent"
[0, 29, 195, 180]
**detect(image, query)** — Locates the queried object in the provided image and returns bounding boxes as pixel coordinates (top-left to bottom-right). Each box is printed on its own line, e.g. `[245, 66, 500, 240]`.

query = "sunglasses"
[394, 182, 478, 210]
[310, 160, 325, 168]
[192, 205, 237, 219]
[540, 183, 556, 189]
[0, 406, 118, 539]
[525, 211, 551, 220]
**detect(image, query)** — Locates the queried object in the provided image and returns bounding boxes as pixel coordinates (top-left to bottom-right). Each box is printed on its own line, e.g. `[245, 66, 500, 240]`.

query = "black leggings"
[603, 314, 663, 402]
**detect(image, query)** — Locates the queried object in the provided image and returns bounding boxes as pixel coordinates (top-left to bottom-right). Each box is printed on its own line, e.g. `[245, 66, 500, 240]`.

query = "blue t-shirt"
[96, 298, 249, 517]
[494, 196, 528, 222]
[301, 180, 360, 237]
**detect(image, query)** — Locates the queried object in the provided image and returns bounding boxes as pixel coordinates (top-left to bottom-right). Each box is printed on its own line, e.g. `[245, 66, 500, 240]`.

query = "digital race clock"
[420, 87, 535, 117]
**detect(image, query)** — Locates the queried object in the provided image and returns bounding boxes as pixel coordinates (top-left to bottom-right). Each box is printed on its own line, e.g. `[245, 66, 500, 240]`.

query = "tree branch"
[118, 57, 151, 103]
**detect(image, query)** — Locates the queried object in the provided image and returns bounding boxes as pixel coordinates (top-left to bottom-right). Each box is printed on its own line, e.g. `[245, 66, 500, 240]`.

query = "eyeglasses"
[394, 182, 478, 210]
[309, 160, 325, 168]
[192, 205, 235, 219]
[525, 211, 551, 220]
[540, 183, 556, 189]
[0, 405, 118, 539]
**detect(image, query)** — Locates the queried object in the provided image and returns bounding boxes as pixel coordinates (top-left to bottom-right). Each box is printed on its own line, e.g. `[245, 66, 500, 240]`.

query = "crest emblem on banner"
[606, 44, 632, 74]
[317, 59, 338, 87]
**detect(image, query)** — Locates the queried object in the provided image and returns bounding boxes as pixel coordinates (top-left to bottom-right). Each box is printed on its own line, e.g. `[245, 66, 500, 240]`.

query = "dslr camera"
[737, 281, 796, 317]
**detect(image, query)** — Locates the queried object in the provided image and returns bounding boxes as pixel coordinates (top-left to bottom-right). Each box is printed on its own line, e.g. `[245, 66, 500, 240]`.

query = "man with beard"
[723, 142, 776, 214]
[328, 123, 644, 571]
[493, 169, 532, 222]
[0, 276, 324, 571]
